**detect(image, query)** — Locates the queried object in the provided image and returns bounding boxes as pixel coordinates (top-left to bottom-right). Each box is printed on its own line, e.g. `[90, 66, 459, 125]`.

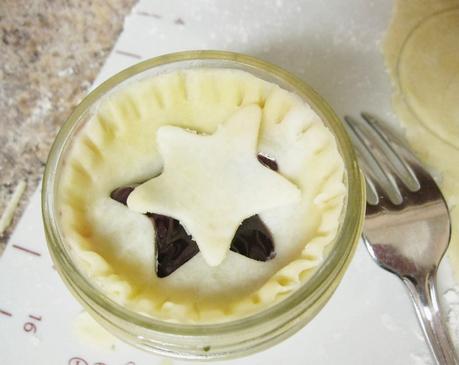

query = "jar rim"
[42, 50, 365, 337]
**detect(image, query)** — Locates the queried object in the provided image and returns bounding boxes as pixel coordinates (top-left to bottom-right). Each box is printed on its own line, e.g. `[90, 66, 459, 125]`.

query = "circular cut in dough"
[397, 7, 459, 150]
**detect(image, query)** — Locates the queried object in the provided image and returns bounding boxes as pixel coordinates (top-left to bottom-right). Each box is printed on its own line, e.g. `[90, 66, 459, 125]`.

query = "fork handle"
[402, 270, 458, 365]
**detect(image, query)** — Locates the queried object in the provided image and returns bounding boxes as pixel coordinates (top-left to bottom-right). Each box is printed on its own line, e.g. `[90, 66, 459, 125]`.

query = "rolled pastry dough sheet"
[384, 0, 459, 277]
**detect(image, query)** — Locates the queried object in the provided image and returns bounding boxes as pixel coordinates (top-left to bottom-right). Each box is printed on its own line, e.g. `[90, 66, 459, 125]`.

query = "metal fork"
[344, 113, 458, 365]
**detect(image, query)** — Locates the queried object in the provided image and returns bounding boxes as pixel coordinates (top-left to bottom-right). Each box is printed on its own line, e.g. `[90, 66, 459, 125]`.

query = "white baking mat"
[1, 1, 457, 364]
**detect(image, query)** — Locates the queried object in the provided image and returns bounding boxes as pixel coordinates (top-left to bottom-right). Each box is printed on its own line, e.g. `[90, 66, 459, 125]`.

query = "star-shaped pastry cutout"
[111, 186, 278, 277]
[127, 105, 301, 266]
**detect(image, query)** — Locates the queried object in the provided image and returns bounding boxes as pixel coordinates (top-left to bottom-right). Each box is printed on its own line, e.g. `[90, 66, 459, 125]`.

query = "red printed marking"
[136, 10, 162, 18]
[23, 322, 37, 333]
[23, 314, 42, 334]
[68, 357, 88, 365]
[29, 314, 42, 321]
[0, 309, 12, 317]
[115, 50, 142, 59]
[12, 244, 41, 257]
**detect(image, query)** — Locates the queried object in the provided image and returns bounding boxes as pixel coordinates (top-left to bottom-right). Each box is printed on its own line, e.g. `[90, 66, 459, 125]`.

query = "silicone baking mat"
[1, 1, 456, 364]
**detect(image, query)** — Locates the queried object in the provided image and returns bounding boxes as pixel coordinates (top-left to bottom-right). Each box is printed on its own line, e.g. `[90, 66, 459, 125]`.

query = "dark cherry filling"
[230, 215, 276, 261]
[147, 213, 199, 278]
[110, 153, 278, 277]
[110, 186, 135, 205]
[257, 154, 278, 171]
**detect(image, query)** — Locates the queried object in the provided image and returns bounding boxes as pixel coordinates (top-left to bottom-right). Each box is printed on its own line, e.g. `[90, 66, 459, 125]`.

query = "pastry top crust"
[57, 69, 346, 323]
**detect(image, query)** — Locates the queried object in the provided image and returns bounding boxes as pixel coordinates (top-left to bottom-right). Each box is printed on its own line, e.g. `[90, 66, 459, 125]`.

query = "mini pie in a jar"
[56, 68, 347, 323]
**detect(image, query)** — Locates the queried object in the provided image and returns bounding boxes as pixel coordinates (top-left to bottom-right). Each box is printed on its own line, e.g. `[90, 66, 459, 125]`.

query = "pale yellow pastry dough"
[57, 69, 346, 323]
[384, 0, 459, 276]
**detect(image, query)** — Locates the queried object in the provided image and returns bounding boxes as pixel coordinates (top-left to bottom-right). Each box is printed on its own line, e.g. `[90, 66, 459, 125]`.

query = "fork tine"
[344, 116, 396, 206]
[344, 121, 380, 205]
[360, 161, 379, 205]
[359, 158, 383, 206]
[361, 113, 421, 190]
[361, 113, 408, 147]
[344, 116, 405, 205]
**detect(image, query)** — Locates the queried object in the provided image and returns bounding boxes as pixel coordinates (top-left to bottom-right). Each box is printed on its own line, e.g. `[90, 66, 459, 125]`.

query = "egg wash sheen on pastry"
[57, 69, 346, 323]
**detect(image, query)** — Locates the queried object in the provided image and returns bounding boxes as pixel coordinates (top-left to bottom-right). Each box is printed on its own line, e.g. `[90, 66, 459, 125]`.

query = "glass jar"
[42, 50, 365, 360]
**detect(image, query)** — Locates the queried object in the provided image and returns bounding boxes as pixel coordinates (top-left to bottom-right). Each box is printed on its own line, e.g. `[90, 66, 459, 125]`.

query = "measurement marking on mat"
[12, 244, 41, 257]
[23, 314, 42, 334]
[68, 357, 88, 365]
[28, 314, 42, 321]
[136, 10, 162, 18]
[0, 309, 12, 317]
[115, 50, 142, 59]
[67, 357, 135, 365]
